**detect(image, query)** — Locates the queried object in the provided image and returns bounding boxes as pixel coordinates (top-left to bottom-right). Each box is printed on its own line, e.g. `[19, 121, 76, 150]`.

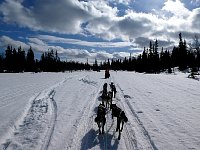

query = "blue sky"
[0, 0, 200, 63]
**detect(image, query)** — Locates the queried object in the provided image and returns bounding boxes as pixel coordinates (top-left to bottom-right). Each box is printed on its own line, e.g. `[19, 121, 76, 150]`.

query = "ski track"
[0, 84, 52, 109]
[66, 79, 105, 150]
[0, 72, 163, 150]
[69, 74, 153, 150]
[2, 72, 198, 149]
[103, 77, 137, 150]
[118, 84, 157, 150]
[111, 74, 155, 150]
[41, 90, 57, 150]
[0, 76, 73, 150]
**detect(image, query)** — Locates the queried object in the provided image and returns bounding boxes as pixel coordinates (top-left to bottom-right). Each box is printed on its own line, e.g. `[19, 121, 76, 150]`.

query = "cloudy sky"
[0, 0, 200, 63]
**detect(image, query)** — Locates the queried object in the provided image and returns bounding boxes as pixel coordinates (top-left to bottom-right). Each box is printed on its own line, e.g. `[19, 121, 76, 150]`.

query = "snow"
[0, 71, 200, 150]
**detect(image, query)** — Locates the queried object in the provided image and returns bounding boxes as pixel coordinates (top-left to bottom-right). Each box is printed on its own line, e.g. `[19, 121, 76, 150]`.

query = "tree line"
[98, 33, 200, 73]
[0, 33, 199, 73]
[0, 46, 91, 72]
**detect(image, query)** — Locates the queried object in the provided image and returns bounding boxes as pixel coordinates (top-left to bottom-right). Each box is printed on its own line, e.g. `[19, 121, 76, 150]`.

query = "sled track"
[41, 76, 77, 150]
[123, 121, 138, 150]
[116, 83, 158, 150]
[0, 83, 51, 109]
[41, 90, 57, 150]
[0, 77, 73, 150]
[66, 80, 105, 150]
[106, 76, 137, 150]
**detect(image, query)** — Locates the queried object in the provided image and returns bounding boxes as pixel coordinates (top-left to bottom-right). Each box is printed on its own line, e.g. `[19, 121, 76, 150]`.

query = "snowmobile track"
[41, 90, 57, 150]
[0, 76, 73, 150]
[66, 80, 105, 150]
[116, 83, 158, 150]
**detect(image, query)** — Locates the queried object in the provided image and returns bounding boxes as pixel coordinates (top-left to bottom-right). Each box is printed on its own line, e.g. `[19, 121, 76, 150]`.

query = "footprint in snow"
[124, 95, 131, 99]
[137, 111, 143, 114]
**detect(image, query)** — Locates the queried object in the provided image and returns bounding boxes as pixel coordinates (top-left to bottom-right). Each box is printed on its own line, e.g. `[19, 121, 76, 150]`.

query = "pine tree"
[17, 46, 26, 72]
[93, 58, 98, 71]
[148, 41, 154, 73]
[160, 47, 164, 71]
[153, 39, 160, 73]
[5, 45, 12, 72]
[178, 33, 188, 70]
[0, 53, 3, 72]
[26, 46, 35, 72]
[142, 47, 148, 72]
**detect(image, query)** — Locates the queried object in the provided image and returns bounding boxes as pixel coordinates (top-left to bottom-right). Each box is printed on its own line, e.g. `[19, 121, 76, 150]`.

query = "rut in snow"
[66, 80, 105, 149]
[0, 77, 70, 150]
[41, 90, 57, 150]
[116, 83, 158, 150]
[69, 78, 139, 150]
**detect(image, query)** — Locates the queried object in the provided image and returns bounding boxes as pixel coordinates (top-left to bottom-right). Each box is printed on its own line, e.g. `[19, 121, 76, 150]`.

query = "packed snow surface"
[0, 71, 199, 150]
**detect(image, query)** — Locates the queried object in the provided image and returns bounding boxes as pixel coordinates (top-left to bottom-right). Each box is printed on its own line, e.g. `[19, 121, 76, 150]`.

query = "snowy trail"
[47, 72, 142, 150]
[1, 72, 154, 150]
[110, 74, 154, 150]
[46, 72, 108, 150]
[116, 84, 156, 150]
[0, 75, 74, 150]
[41, 90, 56, 150]
[67, 78, 105, 150]
[0, 73, 75, 145]
[1, 71, 200, 150]
[113, 72, 200, 150]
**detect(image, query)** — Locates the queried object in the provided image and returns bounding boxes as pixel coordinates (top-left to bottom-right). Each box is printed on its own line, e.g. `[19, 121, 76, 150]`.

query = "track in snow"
[41, 90, 57, 150]
[116, 84, 157, 150]
[67, 75, 143, 150]
[1, 72, 160, 150]
[66, 79, 105, 150]
[110, 74, 156, 150]
[0, 77, 71, 150]
[65, 75, 153, 150]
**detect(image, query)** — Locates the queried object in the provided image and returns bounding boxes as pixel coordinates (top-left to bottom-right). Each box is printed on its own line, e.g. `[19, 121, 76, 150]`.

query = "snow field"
[0, 71, 200, 150]
[113, 71, 200, 150]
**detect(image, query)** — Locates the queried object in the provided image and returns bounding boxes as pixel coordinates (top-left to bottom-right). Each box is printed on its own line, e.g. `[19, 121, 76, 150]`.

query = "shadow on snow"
[81, 129, 119, 150]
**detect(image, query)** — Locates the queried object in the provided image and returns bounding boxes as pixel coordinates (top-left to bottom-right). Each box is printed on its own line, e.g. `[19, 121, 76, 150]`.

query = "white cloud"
[0, 36, 130, 62]
[0, 0, 37, 28]
[162, 0, 190, 17]
[190, 8, 200, 32]
[0, 0, 199, 51]
[0, 0, 119, 34]
[28, 38, 47, 46]
[0, 35, 29, 50]
[36, 35, 132, 48]
[108, 0, 132, 5]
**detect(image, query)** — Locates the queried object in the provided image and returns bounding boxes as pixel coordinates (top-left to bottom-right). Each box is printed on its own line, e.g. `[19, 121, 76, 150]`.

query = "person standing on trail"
[105, 69, 110, 78]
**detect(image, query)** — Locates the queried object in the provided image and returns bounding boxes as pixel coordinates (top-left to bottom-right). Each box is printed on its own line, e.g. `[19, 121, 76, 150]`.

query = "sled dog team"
[95, 82, 128, 140]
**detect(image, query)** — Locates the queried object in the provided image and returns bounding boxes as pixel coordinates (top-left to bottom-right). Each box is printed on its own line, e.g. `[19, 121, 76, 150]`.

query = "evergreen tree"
[93, 58, 98, 71]
[17, 46, 26, 72]
[153, 39, 160, 73]
[148, 41, 154, 72]
[26, 46, 35, 72]
[142, 47, 148, 72]
[0, 53, 3, 72]
[178, 33, 188, 70]
[12, 48, 18, 72]
[171, 46, 179, 68]
[135, 54, 142, 72]
[160, 47, 165, 71]
[5, 45, 12, 72]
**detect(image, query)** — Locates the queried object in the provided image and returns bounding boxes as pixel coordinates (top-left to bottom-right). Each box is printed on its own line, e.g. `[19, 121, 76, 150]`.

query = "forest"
[0, 33, 199, 73]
